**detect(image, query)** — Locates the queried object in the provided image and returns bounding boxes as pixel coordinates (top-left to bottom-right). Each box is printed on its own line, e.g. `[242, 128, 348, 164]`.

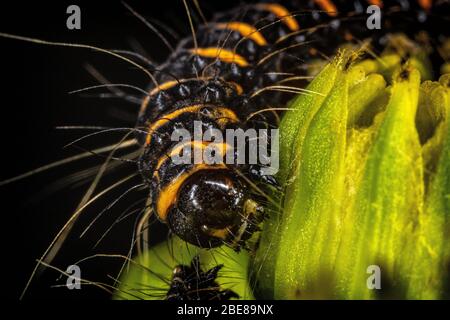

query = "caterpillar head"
[166, 256, 239, 300]
[166, 169, 263, 249]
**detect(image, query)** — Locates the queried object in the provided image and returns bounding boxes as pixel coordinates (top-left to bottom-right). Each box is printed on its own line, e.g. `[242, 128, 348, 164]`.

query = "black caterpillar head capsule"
[166, 256, 238, 301]
[166, 169, 263, 249]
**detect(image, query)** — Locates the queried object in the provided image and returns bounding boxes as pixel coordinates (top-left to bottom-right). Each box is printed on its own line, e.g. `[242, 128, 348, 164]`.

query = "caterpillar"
[135, 0, 449, 250]
[114, 255, 239, 300]
[0, 0, 448, 299]
[165, 256, 239, 301]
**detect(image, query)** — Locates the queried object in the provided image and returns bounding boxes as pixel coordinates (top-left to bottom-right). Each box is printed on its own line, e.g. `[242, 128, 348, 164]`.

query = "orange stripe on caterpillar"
[228, 81, 243, 95]
[138, 80, 180, 115]
[204, 227, 230, 240]
[145, 105, 239, 145]
[153, 141, 233, 179]
[190, 48, 250, 67]
[254, 3, 300, 31]
[149, 80, 179, 95]
[139, 79, 244, 115]
[367, 0, 383, 7]
[215, 22, 268, 46]
[418, 0, 432, 11]
[314, 0, 338, 17]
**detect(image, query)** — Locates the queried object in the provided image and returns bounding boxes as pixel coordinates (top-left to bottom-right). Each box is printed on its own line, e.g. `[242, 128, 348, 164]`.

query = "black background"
[0, 0, 244, 300]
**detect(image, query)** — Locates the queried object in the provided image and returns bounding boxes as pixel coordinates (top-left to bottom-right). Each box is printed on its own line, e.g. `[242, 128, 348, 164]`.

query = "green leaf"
[275, 70, 349, 299]
[348, 73, 386, 127]
[416, 79, 449, 143]
[404, 78, 449, 299]
[335, 66, 423, 299]
[252, 59, 342, 298]
[253, 55, 353, 299]
[277, 60, 340, 185]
